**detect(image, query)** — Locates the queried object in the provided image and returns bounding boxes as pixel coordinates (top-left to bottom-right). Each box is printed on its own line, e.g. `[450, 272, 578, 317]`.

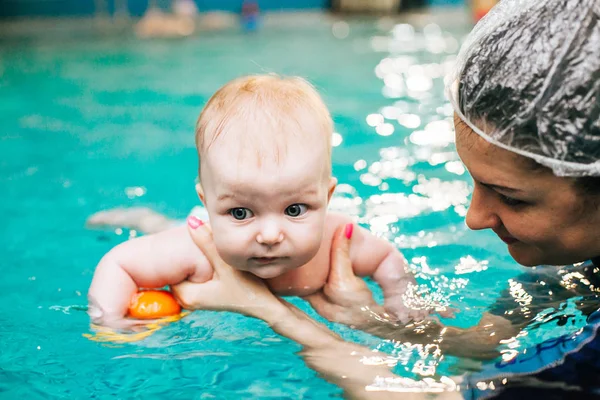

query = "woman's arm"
[305, 226, 523, 361]
[178, 220, 461, 399]
[310, 285, 523, 361]
[171, 219, 340, 349]
[355, 309, 521, 360]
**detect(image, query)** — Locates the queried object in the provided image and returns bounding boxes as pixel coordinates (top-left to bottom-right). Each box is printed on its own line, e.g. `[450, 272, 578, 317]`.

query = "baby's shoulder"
[323, 212, 354, 237]
[323, 212, 391, 250]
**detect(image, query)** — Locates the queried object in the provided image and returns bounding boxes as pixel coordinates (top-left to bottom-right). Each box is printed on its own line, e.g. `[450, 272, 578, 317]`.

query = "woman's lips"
[500, 236, 518, 244]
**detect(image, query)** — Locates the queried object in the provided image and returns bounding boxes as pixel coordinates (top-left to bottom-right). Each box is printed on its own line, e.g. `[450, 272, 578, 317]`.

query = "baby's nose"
[256, 221, 284, 246]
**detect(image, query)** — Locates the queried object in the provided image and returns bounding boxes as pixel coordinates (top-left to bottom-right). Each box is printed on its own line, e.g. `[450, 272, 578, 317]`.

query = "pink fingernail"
[187, 216, 204, 229]
[344, 223, 353, 239]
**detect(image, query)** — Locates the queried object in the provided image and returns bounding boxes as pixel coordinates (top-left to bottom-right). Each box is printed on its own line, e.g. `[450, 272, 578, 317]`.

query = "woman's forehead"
[454, 117, 553, 186]
[454, 116, 504, 158]
[455, 115, 527, 162]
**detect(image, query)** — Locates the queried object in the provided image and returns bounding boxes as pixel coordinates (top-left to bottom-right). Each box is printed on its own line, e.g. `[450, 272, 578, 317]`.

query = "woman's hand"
[305, 224, 387, 327]
[174, 217, 352, 349]
[173, 218, 465, 398]
[171, 217, 288, 322]
[306, 225, 511, 361]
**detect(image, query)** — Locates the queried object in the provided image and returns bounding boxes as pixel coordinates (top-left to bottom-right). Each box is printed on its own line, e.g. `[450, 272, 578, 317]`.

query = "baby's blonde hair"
[195, 74, 333, 169]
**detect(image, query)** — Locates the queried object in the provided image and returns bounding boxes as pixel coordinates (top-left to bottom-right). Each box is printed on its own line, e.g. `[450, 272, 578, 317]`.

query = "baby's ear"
[195, 183, 206, 205]
[326, 177, 337, 203]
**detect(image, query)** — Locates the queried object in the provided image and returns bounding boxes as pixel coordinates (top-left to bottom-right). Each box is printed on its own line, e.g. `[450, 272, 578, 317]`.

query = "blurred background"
[1, 0, 467, 18]
[0, 0, 540, 398]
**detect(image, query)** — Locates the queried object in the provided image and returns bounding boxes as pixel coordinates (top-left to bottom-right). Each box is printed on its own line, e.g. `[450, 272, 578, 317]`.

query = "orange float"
[128, 290, 181, 319]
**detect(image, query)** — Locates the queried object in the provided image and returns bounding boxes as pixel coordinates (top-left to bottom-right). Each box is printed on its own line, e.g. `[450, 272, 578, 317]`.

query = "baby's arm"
[88, 225, 212, 325]
[349, 228, 420, 319]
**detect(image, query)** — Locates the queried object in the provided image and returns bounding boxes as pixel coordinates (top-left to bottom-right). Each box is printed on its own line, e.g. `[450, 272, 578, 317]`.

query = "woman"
[175, 0, 600, 398]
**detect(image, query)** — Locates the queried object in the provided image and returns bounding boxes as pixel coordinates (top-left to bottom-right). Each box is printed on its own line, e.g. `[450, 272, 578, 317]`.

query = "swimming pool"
[0, 11, 591, 398]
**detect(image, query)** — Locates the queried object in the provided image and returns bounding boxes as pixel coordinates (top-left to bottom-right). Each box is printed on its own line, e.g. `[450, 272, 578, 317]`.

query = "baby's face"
[198, 142, 335, 279]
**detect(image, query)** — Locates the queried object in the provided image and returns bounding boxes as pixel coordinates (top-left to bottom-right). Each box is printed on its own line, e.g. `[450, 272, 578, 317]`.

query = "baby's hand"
[372, 249, 455, 323]
[383, 292, 432, 323]
[383, 284, 456, 323]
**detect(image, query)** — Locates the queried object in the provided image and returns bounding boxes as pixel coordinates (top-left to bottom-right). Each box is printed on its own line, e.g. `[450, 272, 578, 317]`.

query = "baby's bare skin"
[88, 76, 424, 327]
[88, 212, 418, 325]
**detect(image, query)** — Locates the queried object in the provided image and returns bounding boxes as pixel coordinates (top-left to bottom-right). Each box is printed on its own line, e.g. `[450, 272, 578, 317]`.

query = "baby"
[88, 75, 423, 325]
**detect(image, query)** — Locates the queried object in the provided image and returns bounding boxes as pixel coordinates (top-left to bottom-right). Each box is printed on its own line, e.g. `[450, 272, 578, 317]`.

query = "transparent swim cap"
[446, 0, 600, 177]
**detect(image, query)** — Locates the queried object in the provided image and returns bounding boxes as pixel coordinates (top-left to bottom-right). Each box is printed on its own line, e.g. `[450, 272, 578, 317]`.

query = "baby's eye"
[285, 204, 308, 217]
[229, 208, 254, 220]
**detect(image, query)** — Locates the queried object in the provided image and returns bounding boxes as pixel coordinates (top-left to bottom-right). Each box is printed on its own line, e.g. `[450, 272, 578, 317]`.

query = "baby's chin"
[249, 265, 292, 280]
[222, 256, 291, 279]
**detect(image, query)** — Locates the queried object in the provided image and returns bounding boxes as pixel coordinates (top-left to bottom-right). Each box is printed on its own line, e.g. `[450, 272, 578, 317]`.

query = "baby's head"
[195, 75, 336, 279]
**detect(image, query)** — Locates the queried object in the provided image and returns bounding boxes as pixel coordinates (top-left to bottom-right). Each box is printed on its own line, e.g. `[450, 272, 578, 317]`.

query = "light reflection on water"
[1, 12, 595, 397]
[327, 16, 595, 390]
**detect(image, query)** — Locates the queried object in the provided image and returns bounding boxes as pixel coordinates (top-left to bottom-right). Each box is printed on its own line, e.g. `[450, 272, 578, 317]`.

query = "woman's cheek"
[505, 213, 547, 244]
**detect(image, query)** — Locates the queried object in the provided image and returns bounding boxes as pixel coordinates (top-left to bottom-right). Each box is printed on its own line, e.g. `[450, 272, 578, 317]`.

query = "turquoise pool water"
[0, 13, 591, 398]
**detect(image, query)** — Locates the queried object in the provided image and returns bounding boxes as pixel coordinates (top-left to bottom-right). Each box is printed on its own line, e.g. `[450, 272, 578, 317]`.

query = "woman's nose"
[465, 186, 501, 231]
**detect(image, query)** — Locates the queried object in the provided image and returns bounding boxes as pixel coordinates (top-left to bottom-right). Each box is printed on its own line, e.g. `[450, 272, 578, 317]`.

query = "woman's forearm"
[263, 301, 410, 399]
[266, 301, 461, 400]
[353, 308, 520, 361]
[265, 301, 345, 349]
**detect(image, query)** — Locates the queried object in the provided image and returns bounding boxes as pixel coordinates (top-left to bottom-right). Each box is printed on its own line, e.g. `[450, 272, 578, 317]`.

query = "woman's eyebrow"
[479, 181, 522, 193]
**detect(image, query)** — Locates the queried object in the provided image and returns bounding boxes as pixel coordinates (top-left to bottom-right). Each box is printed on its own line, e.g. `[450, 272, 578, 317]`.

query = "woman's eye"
[499, 194, 526, 207]
[285, 204, 308, 217]
[229, 208, 254, 220]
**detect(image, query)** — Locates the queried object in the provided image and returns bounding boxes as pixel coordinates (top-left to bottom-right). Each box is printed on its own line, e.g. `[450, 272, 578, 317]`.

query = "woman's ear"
[327, 177, 338, 204]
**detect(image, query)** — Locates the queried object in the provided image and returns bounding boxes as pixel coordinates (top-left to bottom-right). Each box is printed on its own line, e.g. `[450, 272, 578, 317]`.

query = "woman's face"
[455, 115, 600, 267]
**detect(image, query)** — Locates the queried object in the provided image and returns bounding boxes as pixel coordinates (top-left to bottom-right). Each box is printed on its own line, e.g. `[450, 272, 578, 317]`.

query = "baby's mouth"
[251, 257, 282, 265]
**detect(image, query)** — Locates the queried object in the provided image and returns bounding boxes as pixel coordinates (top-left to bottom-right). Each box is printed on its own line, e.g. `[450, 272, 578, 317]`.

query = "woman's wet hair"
[455, 0, 600, 177]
